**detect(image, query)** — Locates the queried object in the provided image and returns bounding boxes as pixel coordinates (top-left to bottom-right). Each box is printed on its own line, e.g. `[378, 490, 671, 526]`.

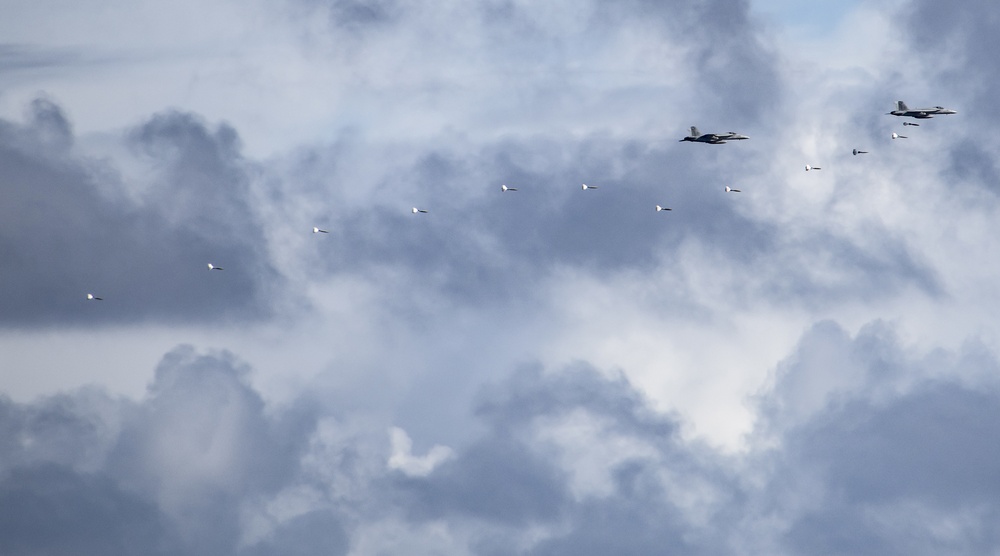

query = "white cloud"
[388, 426, 455, 477]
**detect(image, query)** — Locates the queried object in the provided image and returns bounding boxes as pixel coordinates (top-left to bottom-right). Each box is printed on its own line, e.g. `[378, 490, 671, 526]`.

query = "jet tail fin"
[896, 100, 908, 111]
[690, 126, 700, 137]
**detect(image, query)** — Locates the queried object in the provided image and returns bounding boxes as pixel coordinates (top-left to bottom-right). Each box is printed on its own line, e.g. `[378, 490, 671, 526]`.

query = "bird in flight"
[207, 263, 224, 270]
[313, 226, 329, 233]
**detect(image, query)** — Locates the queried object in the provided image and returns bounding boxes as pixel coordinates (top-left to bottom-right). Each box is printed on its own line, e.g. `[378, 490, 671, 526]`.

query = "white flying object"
[581, 183, 598, 190]
[86, 293, 103, 301]
[852, 149, 868, 156]
[411, 207, 428, 213]
[892, 133, 907, 139]
[207, 263, 223, 270]
[312, 226, 329, 233]
[501, 184, 517, 192]
[805, 165, 821, 171]
[725, 186, 741, 193]
[655, 205, 672, 212]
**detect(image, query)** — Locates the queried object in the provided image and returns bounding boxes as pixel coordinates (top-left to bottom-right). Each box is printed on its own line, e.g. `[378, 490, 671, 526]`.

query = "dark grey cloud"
[4, 321, 1000, 554]
[898, 0, 1000, 195]
[0, 386, 122, 476]
[757, 319, 1000, 555]
[0, 44, 81, 71]
[107, 346, 318, 554]
[778, 381, 1000, 555]
[0, 464, 180, 556]
[391, 364, 740, 554]
[0, 346, 323, 556]
[0, 100, 280, 326]
[243, 510, 350, 556]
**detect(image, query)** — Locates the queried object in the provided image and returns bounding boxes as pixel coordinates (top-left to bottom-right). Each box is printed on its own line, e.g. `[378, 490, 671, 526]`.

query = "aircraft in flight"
[679, 126, 749, 144]
[886, 101, 957, 119]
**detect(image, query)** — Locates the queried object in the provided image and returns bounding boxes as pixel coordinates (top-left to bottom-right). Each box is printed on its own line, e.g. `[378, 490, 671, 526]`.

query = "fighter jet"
[892, 133, 907, 140]
[725, 186, 741, 193]
[903, 122, 920, 127]
[86, 293, 103, 301]
[411, 207, 429, 214]
[581, 183, 598, 190]
[805, 165, 821, 171]
[887, 101, 956, 119]
[852, 149, 868, 156]
[501, 184, 517, 192]
[655, 205, 672, 212]
[679, 126, 749, 144]
[207, 263, 223, 270]
[312, 226, 329, 233]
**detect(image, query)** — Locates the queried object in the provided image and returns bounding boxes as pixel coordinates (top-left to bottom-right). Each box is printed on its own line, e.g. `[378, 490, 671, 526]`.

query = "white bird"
[86, 293, 103, 301]
[892, 132, 907, 139]
[725, 186, 741, 193]
[655, 204, 672, 212]
[581, 183, 598, 190]
[852, 149, 868, 155]
[207, 263, 223, 270]
[411, 207, 428, 214]
[312, 226, 329, 233]
[501, 184, 517, 192]
[805, 165, 822, 171]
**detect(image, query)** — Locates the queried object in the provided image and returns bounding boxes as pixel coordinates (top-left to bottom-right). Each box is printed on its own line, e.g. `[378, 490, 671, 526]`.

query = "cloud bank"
[4, 0, 1000, 554]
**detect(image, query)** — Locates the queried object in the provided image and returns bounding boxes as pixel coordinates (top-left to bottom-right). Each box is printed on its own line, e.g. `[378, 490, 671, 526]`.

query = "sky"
[2, 0, 1000, 554]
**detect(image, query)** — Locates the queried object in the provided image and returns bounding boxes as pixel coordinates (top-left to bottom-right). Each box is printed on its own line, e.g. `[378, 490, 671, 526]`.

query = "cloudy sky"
[3, 0, 1000, 554]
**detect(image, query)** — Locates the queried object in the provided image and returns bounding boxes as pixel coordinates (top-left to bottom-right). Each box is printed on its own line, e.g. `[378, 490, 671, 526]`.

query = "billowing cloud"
[5, 0, 1000, 554]
[0, 100, 279, 326]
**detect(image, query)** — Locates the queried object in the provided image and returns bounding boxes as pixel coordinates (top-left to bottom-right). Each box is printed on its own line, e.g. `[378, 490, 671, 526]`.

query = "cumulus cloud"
[0, 100, 280, 326]
[6, 0, 1000, 554]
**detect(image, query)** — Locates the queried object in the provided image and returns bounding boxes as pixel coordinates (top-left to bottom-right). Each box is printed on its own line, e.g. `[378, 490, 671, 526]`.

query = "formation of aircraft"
[86, 99, 957, 301]
[887, 100, 957, 119]
[679, 126, 749, 144]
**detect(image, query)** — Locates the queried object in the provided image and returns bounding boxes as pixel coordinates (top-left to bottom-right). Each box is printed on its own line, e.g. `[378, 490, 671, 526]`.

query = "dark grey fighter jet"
[679, 126, 749, 144]
[887, 101, 957, 119]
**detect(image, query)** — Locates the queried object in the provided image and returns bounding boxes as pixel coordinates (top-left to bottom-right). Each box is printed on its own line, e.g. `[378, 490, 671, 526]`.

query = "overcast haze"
[2, 0, 1000, 554]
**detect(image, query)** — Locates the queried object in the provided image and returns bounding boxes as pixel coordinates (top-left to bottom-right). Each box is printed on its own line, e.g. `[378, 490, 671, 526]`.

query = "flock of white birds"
[84, 101, 953, 303]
